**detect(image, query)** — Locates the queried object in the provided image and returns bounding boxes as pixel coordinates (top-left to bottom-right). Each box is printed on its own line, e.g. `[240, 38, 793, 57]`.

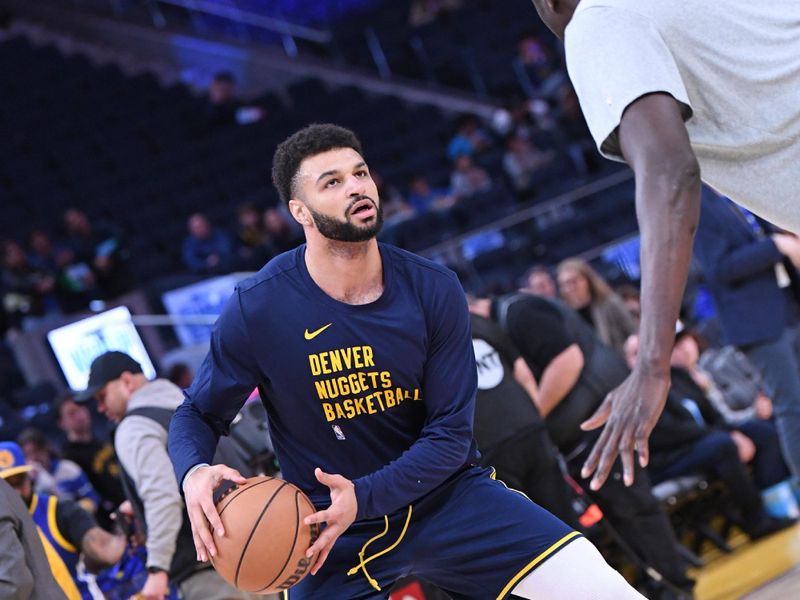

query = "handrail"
[420, 168, 634, 257]
[154, 0, 334, 44]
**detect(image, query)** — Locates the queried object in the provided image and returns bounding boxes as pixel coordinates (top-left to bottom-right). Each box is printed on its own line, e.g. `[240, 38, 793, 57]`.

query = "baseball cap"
[0, 441, 33, 479]
[75, 351, 143, 403]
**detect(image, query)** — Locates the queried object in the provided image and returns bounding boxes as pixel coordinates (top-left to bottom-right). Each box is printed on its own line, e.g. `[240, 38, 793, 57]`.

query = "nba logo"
[332, 425, 346, 440]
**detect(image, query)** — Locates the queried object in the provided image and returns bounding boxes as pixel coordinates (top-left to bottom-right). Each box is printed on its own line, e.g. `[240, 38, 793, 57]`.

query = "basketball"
[211, 476, 320, 594]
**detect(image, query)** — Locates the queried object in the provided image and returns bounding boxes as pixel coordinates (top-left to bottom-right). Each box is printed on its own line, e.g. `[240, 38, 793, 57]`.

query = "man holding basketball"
[530, 0, 800, 491]
[169, 124, 645, 599]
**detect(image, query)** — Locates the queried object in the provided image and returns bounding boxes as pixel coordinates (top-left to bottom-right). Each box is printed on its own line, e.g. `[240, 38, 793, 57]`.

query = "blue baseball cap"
[0, 441, 32, 479]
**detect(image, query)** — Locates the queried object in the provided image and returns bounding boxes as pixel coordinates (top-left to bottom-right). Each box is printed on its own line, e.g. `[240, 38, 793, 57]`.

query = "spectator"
[450, 154, 492, 199]
[522, 264, 558, 299]
[408, 0, 463, 27]
[56, 395, 126, 531]
[502, 133, 555, 195]
[263, 206, 303, 254]
[625, 335, 796, 539]
[1, 441, 126, 599]
[475, 292, 694, 598]
[235, 202, 273, 270]
[557, 258, 637, 354]
[406, 175, 456, 214]
[77, 351, 253, 600]
[693, 189, 800, 483]
[181, 213, 236, 275]
[670, 324, 791, 493]
[514, 33, 567, 100]
[61, 208, 131, 300]
[205, 71, 264, 130]
[1, 239, 59, 333]
[0, 476, 68, 599]
[699, 343, 773, 425]
[447, 114, 492, 161]
[17, 428, 101, 515]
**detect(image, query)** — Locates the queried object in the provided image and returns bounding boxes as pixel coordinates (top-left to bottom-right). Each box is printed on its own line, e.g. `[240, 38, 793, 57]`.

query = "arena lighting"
[47, 306, 157, 391]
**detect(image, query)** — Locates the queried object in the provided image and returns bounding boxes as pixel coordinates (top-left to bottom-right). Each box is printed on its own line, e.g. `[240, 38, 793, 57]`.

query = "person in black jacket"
[624, 333, 795, 539]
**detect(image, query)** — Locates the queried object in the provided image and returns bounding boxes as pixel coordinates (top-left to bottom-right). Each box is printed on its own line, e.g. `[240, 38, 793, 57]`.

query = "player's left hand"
[580, 365, 670, 490]
[304, 468, 358, 576]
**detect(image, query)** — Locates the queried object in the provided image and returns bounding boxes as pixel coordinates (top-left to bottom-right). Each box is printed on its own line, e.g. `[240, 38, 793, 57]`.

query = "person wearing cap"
[0, 441, 125, 600]
[78, 351, 255, 600]
[0, 470, 68, 599]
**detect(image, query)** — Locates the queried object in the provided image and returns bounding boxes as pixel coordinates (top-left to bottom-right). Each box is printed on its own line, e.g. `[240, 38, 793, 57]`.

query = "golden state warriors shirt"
[169, 243, 479, 520]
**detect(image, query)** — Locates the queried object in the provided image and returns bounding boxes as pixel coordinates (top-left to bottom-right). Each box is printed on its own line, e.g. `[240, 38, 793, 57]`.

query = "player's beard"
[308, 197, 384, 242]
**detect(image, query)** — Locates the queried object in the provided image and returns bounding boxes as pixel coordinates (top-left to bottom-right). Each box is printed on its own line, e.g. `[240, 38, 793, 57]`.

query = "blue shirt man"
[169, 123, 644, 600]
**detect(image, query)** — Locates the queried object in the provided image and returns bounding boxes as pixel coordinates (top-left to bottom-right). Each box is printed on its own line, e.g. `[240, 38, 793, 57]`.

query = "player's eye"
[325, 178, 339, 188]
[355, 170, 368, 178]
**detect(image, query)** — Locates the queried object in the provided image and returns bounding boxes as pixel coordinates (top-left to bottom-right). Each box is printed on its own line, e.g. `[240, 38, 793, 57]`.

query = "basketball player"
[531, 0, 800, 491]
[169, 124, 645, 599]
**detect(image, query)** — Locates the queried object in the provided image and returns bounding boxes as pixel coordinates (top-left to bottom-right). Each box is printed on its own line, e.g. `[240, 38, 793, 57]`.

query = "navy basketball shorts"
[285, 466, 580, 599]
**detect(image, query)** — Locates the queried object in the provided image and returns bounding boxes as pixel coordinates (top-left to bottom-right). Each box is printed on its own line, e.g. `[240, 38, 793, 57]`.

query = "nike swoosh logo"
[304, 323, 333, 340]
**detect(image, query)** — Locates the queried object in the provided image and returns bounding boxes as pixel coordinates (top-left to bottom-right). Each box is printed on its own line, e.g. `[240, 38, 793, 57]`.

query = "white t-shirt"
[565, 0, 800, 231]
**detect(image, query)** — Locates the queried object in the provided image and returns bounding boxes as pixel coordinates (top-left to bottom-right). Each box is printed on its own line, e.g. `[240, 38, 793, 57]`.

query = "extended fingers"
[187, 503, 216, 561]
[304, 509, 331, 526]
[636, 432, 650, 468]
[310, 545, 331, 576]
[306, 524, 339, 559]
[581, 396, 613, 431]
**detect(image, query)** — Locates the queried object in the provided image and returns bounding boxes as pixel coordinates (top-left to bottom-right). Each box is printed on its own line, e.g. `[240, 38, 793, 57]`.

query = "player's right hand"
[579, 365, 670, 491]
[183, 464, 247, 562]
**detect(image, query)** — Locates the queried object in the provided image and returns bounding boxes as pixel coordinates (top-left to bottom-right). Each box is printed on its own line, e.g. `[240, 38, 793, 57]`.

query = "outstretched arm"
[581, 92, 701, 490]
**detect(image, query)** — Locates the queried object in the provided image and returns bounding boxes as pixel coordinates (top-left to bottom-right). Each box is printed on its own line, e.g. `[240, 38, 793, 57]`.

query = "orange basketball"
[211, 476, 319, 594]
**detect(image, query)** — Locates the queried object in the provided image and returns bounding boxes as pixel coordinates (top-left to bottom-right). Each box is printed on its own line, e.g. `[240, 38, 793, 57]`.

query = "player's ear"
[288, 198, 313, 227]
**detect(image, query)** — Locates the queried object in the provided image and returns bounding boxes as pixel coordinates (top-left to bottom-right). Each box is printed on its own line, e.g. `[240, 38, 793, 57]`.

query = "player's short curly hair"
[271, 123, 363, 205]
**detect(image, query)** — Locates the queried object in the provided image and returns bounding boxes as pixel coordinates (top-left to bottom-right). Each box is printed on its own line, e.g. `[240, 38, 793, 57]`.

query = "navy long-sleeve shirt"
[168, 243, 479, 520]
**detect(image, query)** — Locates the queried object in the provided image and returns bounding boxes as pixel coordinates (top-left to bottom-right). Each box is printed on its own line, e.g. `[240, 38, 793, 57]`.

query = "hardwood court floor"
[694, 523, 800, 600]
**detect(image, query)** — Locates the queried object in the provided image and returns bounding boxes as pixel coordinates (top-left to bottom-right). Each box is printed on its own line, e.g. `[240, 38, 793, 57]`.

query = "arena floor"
[695, 523, 800, 599]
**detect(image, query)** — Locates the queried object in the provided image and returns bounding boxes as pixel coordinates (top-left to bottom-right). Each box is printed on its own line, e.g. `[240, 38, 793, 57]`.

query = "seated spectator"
[181, 213, 236, 275]
[408, 0, 463, 27]
[235, 202, 274, 270]
[1, 239, 60, 333]
[18, 427, 102, 514]
[56, 395, 126, 531]
[699, 343, 774, 425]
[502, 133, 555, 195]
[625, 334, 796, 538]
[204, 71, 265, 130]
[447, 114, 492, 161]
[522, 264, 558, 299]
[450, 154, 492, 199]
[670, 324, 790, 493]
[1, 441, 126, 598]
[263, 206, 304, 254]
[557, 257, 636, 354]
[27, 229, 60, 275]
[63, 208, 131, 299]
[407, 175, 456, 214]
[514, 33, 567, 100]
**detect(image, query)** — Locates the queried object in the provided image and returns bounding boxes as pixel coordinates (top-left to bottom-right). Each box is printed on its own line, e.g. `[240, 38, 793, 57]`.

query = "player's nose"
[344, 173, 366, 197]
